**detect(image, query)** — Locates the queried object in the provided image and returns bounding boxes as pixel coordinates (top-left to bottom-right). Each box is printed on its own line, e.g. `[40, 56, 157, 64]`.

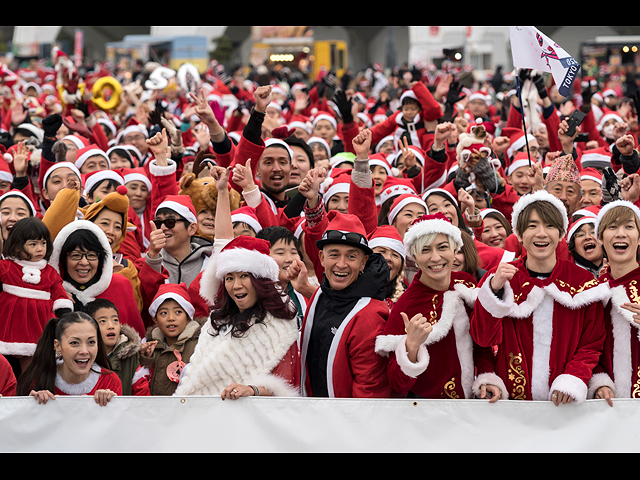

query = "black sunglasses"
[322, 230, 368, 246]
[153, 218, 189, 229]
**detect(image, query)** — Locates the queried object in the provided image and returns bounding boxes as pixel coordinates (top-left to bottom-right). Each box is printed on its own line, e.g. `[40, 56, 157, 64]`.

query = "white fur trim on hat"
[124, 172, 152, 192]
[510, 189, 569, 238]
[369, 158, 392, 176]
[324, 179, 350, 202]
[155, 199, 197, 224]
[198, 247, 281, 306]
[368, 237, 406, 260]
[594, 199, 640, 240]
[83, 170, 124, 196]
[75, 148, 110, 170]
[62, 135, 87, 150]
[567, 216, 596, 242]
[403, 217, 464, 260]
[264, 137, 294, 160]
[43, 162, 82, 188]
[312, 113, 337, 130]
[375, 135, 395, 153]
[148, 292, 195, 319]
[507, 134, 536, 160]
[0, 190, 36, 216]
[231, 213, 262, 234]
[16, 123, 43, 143]
[388, 196, 427, 225]
[507, 158, 533, 176]
[422, 188, 459, 207]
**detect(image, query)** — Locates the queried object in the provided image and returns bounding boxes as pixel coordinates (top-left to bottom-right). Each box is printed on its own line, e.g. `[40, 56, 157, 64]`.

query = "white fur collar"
[9, 257, 48, 284]
[55, 363, 100, 395]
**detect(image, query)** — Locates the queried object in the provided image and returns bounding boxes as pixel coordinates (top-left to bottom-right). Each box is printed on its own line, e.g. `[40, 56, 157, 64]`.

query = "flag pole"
[515, 69, 532, 167]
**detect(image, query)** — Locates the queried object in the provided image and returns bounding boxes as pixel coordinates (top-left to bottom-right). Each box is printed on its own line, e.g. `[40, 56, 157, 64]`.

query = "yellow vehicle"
[249, 39, 347, 81]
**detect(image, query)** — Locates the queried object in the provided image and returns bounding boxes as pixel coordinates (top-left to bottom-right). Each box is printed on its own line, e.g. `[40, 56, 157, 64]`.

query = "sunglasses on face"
[153, 218, 189, 229]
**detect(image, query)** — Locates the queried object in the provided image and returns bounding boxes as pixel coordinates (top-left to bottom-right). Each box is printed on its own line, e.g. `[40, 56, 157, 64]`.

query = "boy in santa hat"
[470, 189, 609, 405]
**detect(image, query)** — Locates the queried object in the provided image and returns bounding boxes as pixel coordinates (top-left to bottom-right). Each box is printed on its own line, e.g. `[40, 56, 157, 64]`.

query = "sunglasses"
[322, 230, 368, 247]
[153, 218, 189, 229]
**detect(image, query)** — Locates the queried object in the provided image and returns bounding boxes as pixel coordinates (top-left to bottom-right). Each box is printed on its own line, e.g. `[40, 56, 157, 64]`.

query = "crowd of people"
[0, 45, 640, 411]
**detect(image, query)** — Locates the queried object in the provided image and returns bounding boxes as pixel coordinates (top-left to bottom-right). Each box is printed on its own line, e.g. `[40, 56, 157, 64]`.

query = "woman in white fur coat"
[173, 166, 300, 399]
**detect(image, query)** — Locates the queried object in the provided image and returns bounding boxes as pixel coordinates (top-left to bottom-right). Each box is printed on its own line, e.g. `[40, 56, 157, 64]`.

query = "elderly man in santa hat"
[298, 210, 392, 398]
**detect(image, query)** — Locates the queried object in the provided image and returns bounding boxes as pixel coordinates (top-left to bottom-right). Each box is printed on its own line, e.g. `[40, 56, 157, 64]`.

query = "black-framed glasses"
[322, 230, 368, 247]
[153, 218, 189, 229]
[67, 251, 99, 262]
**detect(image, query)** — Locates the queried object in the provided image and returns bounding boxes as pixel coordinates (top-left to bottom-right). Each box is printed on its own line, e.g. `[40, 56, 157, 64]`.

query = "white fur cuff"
[477, 275, 515, 318]
[53, 298, 74, 312]
[587, 372, 616, 399]
[148, 159, 177, 177]
[393, 335, 430, 378]
[550, 373, 588, 404]
[248, 373, 300, 397]
[472, 372, 509, 400]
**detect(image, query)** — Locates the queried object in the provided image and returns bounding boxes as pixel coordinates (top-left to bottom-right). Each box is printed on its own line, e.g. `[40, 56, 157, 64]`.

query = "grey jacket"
[145, 235, 214, 288]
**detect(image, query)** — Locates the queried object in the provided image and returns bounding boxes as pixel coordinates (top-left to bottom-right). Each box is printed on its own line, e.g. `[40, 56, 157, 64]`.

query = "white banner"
[509, 26, 580, 97]
[1, 396, 640, 452]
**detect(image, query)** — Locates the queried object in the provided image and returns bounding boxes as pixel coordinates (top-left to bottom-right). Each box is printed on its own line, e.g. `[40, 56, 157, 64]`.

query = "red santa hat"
[369, 153, 397, 177]
[231, 206, 262, 235]
[388, 193, 427, 225]
[0, 189, 36, 216]
[75, 144, 110, 170]
[312, 113, 338, 131]
[316, 210, 373, 255]
[572, 204, 601, 220]
[377, 178, 416, 208]
[580, 167, 603, 185]
[510, 189, 569, 238]
[403, 212, 464, 258]
[368, 225, 406, 261]
[0, 158, 13, 184]
[375, 135, 396, 153]
[198, 235, 281, 306]
[43, 161, 82, 189]
[579, 146, 612, 170]
[264, 137, 294, 160]
[61, 134, 90, 150]
[506, 151, 536, 177]
[307, 136, 331, 159]
[156, 195, 198, 224]
[501, 127, 537, 161]
[322, 171, 351, 203]
[594, 199, 640, 240]
[567, 216, 596, 244]
[123, 167, 152, 192]
[421, 187, 459, 207]
[148, 282, 195, 319]
[83, 169, 125, 197]
[597, 111, 624, 131]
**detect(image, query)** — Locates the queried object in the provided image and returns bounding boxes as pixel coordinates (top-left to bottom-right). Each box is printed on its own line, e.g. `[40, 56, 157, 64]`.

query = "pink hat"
[198, 235, 281, 306]
[231, 206, 262, 234]
[148, 282, 195, 319]
[545, 154, 581, 187]
[156, 195, 198, 224]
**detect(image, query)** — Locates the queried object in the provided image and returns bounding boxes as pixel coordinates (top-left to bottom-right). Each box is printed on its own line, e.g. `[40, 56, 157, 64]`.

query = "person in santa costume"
[375, 213, 504, 400]
[299, 210, 392, 398]
[174, 235, 300, 399]
[589, 201, 640, 405]
[0, 216, 73, 377]
[16, 312, 122, 406]
[470, 189, 609, 405]
[567, 215, 603, 279]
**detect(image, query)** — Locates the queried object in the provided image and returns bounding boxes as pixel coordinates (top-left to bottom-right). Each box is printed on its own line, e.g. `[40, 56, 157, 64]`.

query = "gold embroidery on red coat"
[556, 278, 599, 296]
[508, 352, 527, 400]
[628, 281, 640, 305]
[443, 377, 459, 399]
[428, 294, 439, 325]
[633, 366, 640, 398]
[514, 282, 530, 303]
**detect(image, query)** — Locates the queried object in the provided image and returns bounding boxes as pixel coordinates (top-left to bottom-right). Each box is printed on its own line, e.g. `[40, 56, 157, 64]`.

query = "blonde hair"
[409, 231, 458, 259]
[597, 205, 640, 242]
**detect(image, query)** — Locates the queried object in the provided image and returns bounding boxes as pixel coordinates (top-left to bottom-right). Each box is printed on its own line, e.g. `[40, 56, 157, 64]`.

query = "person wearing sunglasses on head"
[297, 210, 392, 399]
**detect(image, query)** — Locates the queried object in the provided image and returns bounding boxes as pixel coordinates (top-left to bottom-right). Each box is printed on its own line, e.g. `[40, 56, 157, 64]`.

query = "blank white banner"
[1, 396, 639, 452]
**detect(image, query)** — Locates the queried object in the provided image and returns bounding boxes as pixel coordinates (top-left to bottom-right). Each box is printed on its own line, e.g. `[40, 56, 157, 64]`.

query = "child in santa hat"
[140, 282, 205, 396]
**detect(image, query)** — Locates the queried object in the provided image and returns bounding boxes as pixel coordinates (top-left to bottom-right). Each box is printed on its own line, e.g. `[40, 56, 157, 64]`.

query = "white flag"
[509, 26, 580, 97]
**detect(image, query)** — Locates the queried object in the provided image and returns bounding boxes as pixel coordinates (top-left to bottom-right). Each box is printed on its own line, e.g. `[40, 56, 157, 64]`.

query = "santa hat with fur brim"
[510, 189, 569, 238]
[403, 213, 463, 260]
[198, 236, 280, 307]
[594, 199, 640, 240]
[75, 144, 110, 171]
[156, 195, 198, 224]
[149, 282, 195, 319]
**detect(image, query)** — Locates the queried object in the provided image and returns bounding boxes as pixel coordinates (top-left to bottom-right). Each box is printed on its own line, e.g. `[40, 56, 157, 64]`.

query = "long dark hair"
[16, 312, 112, 396]
[209, 274, 297, 338]
[3, 216, 53, 261]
